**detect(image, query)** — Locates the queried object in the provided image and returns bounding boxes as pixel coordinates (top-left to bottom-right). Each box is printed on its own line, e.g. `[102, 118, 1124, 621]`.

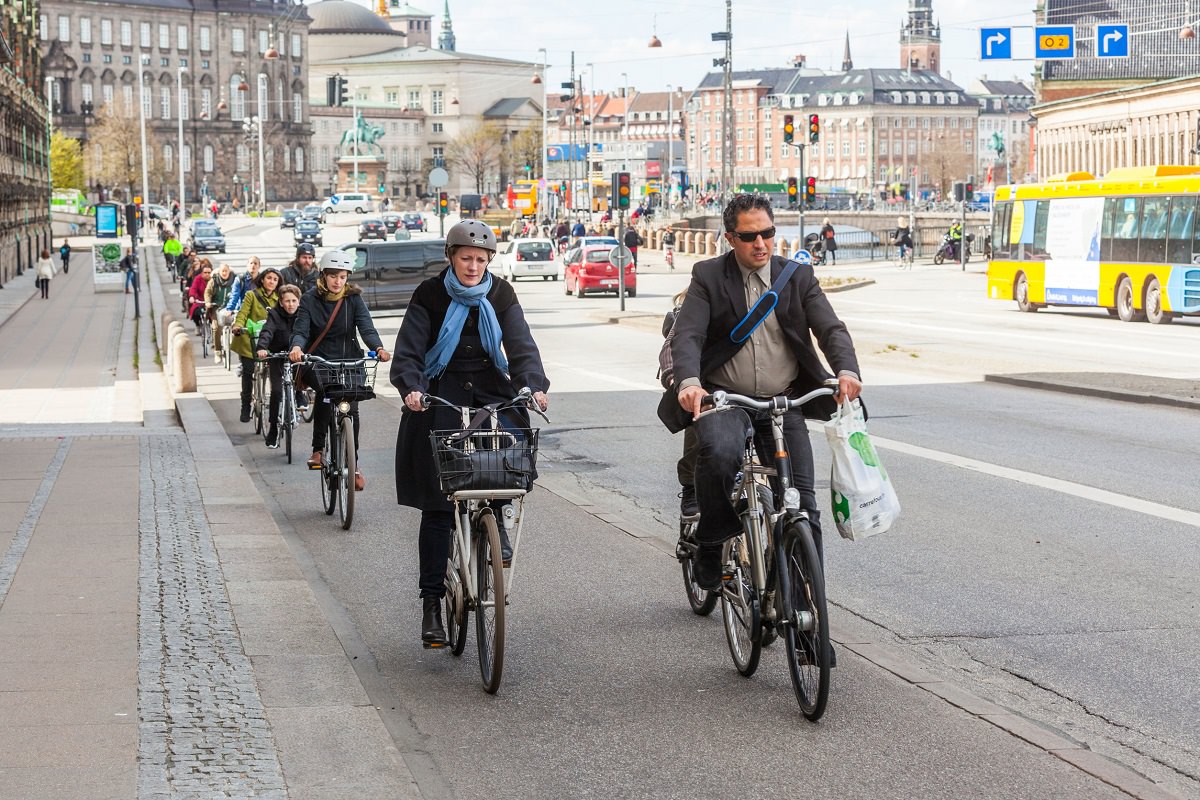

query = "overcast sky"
[325, 0, 1038, 93]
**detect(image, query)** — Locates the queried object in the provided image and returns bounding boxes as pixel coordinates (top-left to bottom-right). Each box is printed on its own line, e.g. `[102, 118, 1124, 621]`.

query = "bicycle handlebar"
[298, 352, 378, 365]
[421, 387, 549, 422]
[703, 385, 837, 412]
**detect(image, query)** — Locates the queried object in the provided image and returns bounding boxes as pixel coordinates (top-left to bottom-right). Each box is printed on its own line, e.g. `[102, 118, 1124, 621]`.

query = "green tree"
[50, 131, 86, 191]
[87, 103, 170, 201]
[446, 121, 504, 194]
[504, 128, 543, 179]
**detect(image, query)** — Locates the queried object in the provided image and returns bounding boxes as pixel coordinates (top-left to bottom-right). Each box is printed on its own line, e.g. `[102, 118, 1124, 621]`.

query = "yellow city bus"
[987, 166, 1200, 324]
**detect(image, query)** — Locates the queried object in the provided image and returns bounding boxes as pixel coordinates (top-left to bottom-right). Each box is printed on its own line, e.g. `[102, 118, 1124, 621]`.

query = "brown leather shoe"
[354, 469, 365, 491]
[307, 451, 323, 470]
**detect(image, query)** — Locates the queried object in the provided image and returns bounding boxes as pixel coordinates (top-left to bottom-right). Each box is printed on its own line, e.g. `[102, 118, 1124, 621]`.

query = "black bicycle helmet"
[444, 219, 497, 260]
[295, 242, 316, 257]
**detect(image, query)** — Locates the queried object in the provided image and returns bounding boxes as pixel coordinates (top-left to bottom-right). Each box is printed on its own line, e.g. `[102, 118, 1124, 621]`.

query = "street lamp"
[136, 53, 151, 226]
[177, 66, 187, 215]
[713, 0, 732, 206]
[621, 72, 629, 171]
[242, 115, 265, 213]
[538, 48, 548, 217]
[586, 62, 596, 214]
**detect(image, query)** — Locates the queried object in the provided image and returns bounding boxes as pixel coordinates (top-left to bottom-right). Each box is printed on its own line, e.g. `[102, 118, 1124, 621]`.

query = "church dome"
[307, 1, 402, 36]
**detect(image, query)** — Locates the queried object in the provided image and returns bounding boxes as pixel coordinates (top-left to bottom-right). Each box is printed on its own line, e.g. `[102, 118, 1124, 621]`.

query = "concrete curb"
[533, 472, 1183, 800]
[984, 374, 1200, 412]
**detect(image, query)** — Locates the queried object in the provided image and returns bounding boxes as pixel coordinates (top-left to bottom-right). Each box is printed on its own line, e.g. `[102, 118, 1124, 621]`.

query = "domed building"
[306, 0, 541, 201]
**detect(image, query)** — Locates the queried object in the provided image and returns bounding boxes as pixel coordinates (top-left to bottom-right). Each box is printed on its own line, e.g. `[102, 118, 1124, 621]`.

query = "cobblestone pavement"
[137, 434, 287, 800]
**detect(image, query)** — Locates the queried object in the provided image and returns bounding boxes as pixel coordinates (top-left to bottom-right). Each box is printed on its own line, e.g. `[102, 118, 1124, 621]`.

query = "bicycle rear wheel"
[720, 534, 762, 677]
[253, 368, 266, 436]
[474, 513, 506, 693]
[678, 520, 717, 616]
[337, 416, 355, 530]
[201, 319, 211, 359]
[282, 392, 294, 464]
[320, 423, 337, 516]
[445, 532, 468, 656]
[779, 519, 830, 721]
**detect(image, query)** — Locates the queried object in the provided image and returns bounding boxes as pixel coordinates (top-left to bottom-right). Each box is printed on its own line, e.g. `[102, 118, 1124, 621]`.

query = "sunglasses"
[729, 227, 776, 243]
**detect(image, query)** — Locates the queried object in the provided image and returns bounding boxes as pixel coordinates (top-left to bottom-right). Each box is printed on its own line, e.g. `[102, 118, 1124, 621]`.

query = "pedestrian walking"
[120, 249, 138, 294]
[624, 226, 643, 267]
[59, 240, 71, 274]
[35, 249, 56, 299]
[821, 218, 838, 264]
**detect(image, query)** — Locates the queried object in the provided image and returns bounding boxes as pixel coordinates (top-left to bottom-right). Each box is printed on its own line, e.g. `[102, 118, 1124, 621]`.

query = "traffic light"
[782, 114, 794, 145]
[808, 113, 820, 144]
[613, 171, 631, 210]
[786, 177, 798, 207]
[336, 76, 349, 107]
[124, 203, 139, 237]
[804, 177, 816, 205]
[438, 191, 448, 216]
[524, 162, 532, 174]
[965, 175, 975, 201]
[952, 181, 964, 202]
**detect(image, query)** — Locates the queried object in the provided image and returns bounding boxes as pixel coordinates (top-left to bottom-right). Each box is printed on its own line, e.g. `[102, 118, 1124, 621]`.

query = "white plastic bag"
[824, 399, 900, 540]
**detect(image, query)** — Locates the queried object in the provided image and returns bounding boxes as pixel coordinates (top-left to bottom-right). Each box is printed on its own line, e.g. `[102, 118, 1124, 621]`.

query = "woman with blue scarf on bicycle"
[391, 219, 550, 647]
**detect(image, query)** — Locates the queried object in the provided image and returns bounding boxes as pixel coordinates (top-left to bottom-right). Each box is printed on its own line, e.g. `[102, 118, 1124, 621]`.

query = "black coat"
[289, 283, 384, 360]
[820, 224, 838, 252]
[280, 261, 318, 294]
[255, 304, 299, 355]
[390, 269, 549, 511]
[664, 252, 859, 431]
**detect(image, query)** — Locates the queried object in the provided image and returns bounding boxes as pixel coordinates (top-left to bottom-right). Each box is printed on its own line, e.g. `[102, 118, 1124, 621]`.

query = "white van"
[322, 192, 374, 214]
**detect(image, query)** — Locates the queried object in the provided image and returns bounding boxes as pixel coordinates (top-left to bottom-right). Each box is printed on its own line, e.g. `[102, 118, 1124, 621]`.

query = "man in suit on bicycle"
[669, 194, 862, 593]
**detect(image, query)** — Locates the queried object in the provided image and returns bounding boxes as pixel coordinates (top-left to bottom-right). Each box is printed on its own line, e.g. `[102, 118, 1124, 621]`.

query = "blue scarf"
[424, 270, 509, 379]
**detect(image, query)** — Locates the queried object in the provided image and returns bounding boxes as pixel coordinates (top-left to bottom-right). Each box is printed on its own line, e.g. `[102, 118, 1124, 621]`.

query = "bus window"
[1101, 197, 1119, 261]
[1138, 197, 1169, 263]
[1031, 200, 1050, 258]
[991, 202, 1012, 259]
[1167, 196, 1196, 264]
[1111, 197, 1140, 262]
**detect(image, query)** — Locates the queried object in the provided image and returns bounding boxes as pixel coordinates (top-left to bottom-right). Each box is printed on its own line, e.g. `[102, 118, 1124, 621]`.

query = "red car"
[564, 245, 637, 298]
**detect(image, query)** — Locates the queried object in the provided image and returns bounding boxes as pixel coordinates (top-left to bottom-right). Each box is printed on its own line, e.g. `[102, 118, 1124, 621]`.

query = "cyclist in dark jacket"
[281, 243, 318, 294]
[288, 250, 390, 487]
[255, 283, 302, 448]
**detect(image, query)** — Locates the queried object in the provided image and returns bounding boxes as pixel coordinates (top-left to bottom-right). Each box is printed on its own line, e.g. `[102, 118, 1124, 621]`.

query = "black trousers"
[311, 394, 359, 455]
[238, 355, 255, 409]
[691, 406, 823, 557]
[267, 360, 283, 425]
[418, 509, 455, 599]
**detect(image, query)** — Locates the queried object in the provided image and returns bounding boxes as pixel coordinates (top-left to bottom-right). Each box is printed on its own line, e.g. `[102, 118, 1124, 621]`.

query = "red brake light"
[515, 252, 523, 261]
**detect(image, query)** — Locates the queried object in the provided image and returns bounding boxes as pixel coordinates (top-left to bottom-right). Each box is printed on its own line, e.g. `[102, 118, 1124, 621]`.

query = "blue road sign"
[980, 28, 1013, 60]
[1035, 25, 1076, 59]
[1096, 24, 1130, 58]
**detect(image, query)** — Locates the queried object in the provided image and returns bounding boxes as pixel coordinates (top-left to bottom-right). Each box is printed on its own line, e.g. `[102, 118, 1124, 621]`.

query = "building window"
[231, 75, 246, 120]
[963, 117, 972, 129]
[164, 144, 174, 171]
[200, 89, 211, 118]
[82, 53, 92, 63]
[908, 140, 916, 155]
[203, 145, 214, 172]
[80, 18, 92, 44]
[101, 19, 112, 45]
[964, 138, 972, 153]
[142, 85, 152, 118]
[292, 33, 302, 58]
[236, 144, 250, 172]
[159, 58, 169, 67]
[432, 145, 444, 165]
[180, 145, 190, 173]
[385, 90, 399, 104]
[158, 23, 169, 49]
[81, 84, 93, 105]
[102, 84, 114, 109]
[258, 29, 268, 55]
[858, 140, 866, 156]
[122, 56, 131, 65]
[950, 117, 958, 129]
[180, 88, 189, 120]
[121, 21, 133, 47]
[408, 89, 421, 109]
[58, 15, 70, 42]
[161, 88, 171, 120]
[201, 60, 209, 70]
[431, 90, 444, 114]
[178, 26, 188, 51]
[826, 142, 834, 157]
[200, 26, 211, 51]
[842, 141, 850, 156]
[122, 85, 133, 117]
[295, 147, 304, 173]
[232, 28, 245, 53]
[293, 93, 303, 123]
[432, 122, 443, 133]
[39, 15, 48, 40]
[283, 147, 290, 172]
[140, 22, 150, 48]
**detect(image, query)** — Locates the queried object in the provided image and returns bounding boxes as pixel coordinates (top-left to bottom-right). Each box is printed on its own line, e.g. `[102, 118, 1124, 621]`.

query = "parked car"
[293, 220, 324, 247]
[279, 209, 302, 228]
[564, 245, 636, 298]
[494, 238, 558, 281]
[300, 204, 326, 223]
[358, 218, 388, 241]
[401, 212, 427, 232]
[189, 221, 226, 253]
[144, 203, 170, 221]
[561, 236, 619, 274]
[380, 212, 403, 233]
[338, 240, 449, 310]
[322, 192, 374, 214]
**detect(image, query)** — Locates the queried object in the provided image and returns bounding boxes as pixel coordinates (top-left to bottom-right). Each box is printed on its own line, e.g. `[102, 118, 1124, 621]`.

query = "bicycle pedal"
[422, 641, 445, 650]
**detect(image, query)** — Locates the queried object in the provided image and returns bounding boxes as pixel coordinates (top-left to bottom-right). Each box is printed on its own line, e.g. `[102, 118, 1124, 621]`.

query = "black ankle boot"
[239, 403, 251, 423]
[421, 597, 446, 646]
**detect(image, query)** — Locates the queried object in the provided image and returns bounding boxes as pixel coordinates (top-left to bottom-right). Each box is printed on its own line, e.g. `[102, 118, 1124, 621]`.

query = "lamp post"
[586, 62, 595, 215]
[537, 48, 548, 217]
[177, 66, 187, 214]
[712, 0, 732, 206]
[621, 72, 629, 171]
[242, 115, 265, 213]
[136, 53, 151, 233]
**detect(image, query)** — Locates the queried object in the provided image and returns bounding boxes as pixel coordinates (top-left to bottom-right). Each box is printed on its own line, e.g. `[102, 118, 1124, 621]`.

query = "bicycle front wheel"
[678, 520, 717, 616]
[779, 520, 830, 721]
[474, 513, 506, 693]
[320, 426, 336, 516]
[720, 534, 762, 677]
[253, 369, 267, 436]
[282, 392, 295, 464]
[222, 328, 232, 370]
[337, 416, 355, 530]
[201, 320, 211, 359]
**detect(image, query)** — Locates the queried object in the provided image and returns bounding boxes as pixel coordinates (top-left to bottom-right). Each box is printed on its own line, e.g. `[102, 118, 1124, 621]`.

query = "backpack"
[657, 304, 682, 390]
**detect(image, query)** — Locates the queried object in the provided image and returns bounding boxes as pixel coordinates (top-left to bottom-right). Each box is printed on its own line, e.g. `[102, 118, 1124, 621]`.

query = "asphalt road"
[196, 219, 1198, 798]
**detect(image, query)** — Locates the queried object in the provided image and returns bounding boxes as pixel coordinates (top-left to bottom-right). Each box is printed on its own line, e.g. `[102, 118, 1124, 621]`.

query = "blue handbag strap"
[729, 258, 803, 343]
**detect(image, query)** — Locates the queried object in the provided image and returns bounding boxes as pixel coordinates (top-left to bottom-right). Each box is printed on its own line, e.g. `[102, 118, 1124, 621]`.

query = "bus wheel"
[1144, 278, 1173, 325]
[1116, 277, 1145, 322]
[1015, 273, 1037, 313]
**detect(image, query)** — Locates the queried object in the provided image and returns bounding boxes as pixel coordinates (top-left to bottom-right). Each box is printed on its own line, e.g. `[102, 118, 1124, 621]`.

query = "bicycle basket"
[310, 361, 377, 402]
[429, 428, 539, 494]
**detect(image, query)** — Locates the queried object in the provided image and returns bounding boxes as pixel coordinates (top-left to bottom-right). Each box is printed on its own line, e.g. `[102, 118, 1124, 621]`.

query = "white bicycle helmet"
[319, 249, 356, 273]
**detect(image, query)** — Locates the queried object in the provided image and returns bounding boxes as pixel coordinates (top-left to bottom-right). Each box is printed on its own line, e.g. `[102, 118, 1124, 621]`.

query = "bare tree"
[504, 127, 542, 180]
[446, 121, 504, 194]
[927, 140, 975, 198]
[88, 103, 170, 201]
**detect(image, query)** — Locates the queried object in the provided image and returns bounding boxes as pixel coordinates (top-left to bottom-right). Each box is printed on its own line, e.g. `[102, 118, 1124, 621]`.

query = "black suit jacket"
[662, 252, 859, 431]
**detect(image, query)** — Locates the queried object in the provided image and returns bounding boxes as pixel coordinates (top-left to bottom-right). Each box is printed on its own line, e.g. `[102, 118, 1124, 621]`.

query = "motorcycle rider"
[948, 221, 964, 260]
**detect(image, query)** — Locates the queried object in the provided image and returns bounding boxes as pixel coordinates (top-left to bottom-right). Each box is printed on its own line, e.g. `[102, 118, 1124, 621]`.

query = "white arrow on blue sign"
[1096, 24, 1130, 58]
[980, 27, 1013, 60]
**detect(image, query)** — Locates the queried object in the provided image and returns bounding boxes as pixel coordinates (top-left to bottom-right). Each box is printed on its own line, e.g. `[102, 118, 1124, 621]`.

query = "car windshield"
[304, 205, 320, 212]
[194, 224, 219, 234]
[585, 250, 611, 263]
[297, 222, 317, 230]
[284, 210, 299, 217]
[404, 214, 421, 221]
